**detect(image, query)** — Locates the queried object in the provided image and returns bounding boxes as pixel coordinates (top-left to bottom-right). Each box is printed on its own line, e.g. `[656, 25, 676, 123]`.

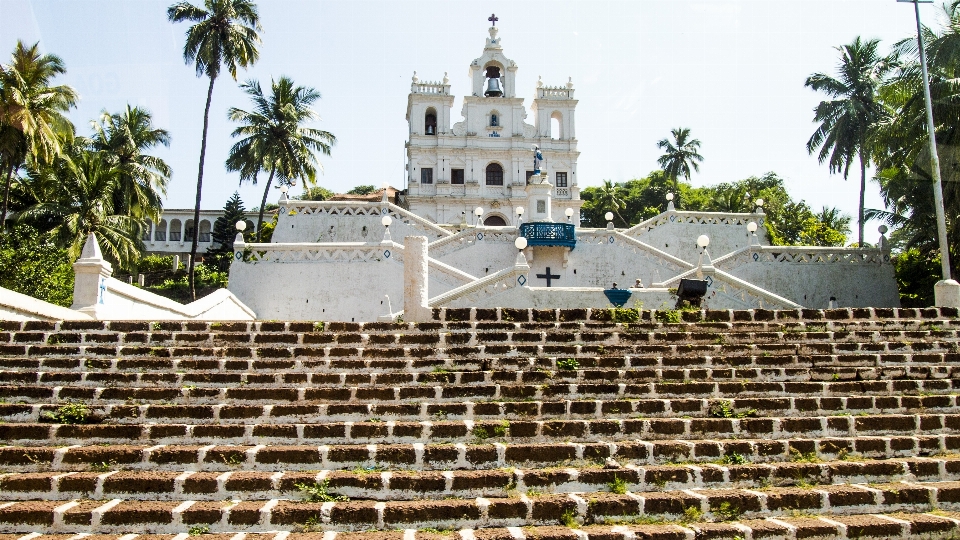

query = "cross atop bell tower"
[488, 13, 498, 26]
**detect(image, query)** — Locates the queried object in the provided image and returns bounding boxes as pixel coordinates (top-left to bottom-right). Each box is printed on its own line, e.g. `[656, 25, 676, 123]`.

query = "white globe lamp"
[515, 237, 528, 251]
[697, 235, 710, 248]
[381, 215, 393, 228]
[747, 221, 758, 233]
[235, 221, 247, 231]
[605, 212, 614, 221]
[666, 193, 674, 201]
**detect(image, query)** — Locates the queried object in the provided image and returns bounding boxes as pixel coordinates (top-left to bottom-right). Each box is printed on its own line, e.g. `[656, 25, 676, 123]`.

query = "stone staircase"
[2, 307, 960, 539]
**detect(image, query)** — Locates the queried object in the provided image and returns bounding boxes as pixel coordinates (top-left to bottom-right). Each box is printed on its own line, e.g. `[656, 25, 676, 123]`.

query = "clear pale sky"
[0, 0, 937, 238]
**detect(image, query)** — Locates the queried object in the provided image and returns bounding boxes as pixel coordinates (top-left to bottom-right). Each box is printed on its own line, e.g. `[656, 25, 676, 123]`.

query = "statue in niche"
[532, 145, 543, 178]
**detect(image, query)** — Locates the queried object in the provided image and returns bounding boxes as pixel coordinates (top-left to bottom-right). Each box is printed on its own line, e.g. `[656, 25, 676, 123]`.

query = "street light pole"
[899, 0, 960, 307]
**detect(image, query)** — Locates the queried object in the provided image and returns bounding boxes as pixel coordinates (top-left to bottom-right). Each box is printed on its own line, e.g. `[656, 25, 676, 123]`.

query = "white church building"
[404, 24, 581, 227]
[223, 21, 900, 322]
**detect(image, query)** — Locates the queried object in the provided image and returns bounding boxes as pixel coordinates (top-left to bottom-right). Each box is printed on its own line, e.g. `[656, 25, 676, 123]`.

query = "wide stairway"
[3, 307, 960, 539]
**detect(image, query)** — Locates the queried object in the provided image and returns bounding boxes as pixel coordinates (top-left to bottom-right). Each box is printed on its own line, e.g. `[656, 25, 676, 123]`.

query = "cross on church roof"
[488, 13, 498, 26]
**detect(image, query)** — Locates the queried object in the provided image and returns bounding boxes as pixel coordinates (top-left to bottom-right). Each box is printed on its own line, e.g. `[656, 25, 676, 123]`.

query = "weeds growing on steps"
[40, 402, 97, 424]
[296, 480, 349, 502]
[608, 475, 628, 494]
[557, 358, 579, 371]
[560, 509, 580, 528]
[709, 400, 757, 419]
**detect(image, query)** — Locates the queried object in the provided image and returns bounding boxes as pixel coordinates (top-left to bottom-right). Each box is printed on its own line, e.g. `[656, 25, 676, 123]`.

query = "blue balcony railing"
[519, 222, 576, 249]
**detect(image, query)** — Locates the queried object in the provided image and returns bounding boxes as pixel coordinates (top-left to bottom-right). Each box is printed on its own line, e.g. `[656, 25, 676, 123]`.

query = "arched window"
[425, 108, 437, 135]
[550, 111, 562, 140]
[485, 163, 504, 186]
[483, 215, 507, 226]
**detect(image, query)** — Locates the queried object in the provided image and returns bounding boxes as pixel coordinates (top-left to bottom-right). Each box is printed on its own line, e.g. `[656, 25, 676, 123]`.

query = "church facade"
[404, 25, 582, 227]
[226, 21, 900, 322]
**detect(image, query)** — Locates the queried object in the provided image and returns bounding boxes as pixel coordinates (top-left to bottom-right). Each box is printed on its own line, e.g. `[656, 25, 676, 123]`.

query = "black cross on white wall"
[536, 267, 560, 287]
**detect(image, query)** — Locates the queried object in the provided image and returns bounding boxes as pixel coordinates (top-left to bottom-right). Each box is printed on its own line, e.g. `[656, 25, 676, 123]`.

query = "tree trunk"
[188, 74, 217, 302]
[0, 162, 15, 232]
[257, 166, 277, 242]
[858, 154, 866, 248]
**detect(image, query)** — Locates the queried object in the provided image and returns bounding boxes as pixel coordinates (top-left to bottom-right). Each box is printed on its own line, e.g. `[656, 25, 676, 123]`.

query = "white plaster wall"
[508, 244, 686, 290]
[228, 257, 461, 322]
[273, 209, 449, 244]
[436, 241, 518, 277]
[0, 286, 92, 321]
[632, 217, 765, 262]
[462, 286, 673, 310]
[94, 281, 255, 320]
[728, 261, 900, 308]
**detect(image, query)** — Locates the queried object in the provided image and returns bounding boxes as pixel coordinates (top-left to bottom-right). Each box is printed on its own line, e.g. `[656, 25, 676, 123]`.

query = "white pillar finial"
[71, 232, 114, 318]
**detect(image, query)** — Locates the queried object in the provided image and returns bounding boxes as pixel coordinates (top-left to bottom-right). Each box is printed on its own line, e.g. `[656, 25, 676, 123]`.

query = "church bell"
[484, 66, 503, 97]
[485, 78, 503, 97]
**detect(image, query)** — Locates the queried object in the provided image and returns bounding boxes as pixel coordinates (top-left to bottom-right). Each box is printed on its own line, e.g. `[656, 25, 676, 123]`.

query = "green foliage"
[805, 37, 892, 247]
[608, 475, 628, 494]
[682, 506, 703, 523]
[611, 307, 641, 323]
[709, 400, 756, 419]
[0, 225, 73, 306]
[765, 201, 847, 247]
[188, 525, 210, 536]
[718, 452, 750, 465]
[579, 172, 847, 246]
[297, 186, 334, 201]
[347, 184, 376, 195]
[655, 310, 682, 324]
[17, 139, 147, 269]
[0, 41, 79, 226]
[144, 262, 227, 303]
[41, 402, 94, 424]
[206, 191, 252, 272]
[712, 501, 742, 521]
[560, 509, 579, 528]
[295, 480, 349, 502]
[894, 248, 940, 308]
[557, 358, 580, 371]
[657, 127, 704, 188]
[226, 76, 335, 242]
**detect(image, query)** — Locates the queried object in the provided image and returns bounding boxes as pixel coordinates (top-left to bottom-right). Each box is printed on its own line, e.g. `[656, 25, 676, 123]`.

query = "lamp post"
[898, 0, 959, 307]
[747, 221, 760, 246]
[474, 207, 484, 227]
[381, 215, 393, 243]
[565, 208, 574, 223]
[515, 206, 524, 226]
[605, 211, 614, 230]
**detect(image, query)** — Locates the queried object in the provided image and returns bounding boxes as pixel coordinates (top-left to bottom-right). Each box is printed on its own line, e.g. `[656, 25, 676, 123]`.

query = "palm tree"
[816, 206, 852, 237]
[0, 40, 78, 229]
[168, 0, 261, 300]
[17, 139, 141, 267]
[90, 105, 171, 221]
[226, 76, 336, 239]
[805, 36, 893, 248]
[594, 180, 627, 226]
[656, 127, 704, 192]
